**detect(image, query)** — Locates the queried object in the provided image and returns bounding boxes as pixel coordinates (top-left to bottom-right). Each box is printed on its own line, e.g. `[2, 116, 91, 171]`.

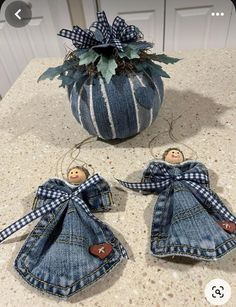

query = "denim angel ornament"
[118, 148, 236, 261]
[0, 166, 128, 298]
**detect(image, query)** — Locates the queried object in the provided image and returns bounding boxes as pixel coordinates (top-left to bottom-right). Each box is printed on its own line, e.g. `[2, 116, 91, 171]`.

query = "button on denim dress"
[14, 177, 128, 298]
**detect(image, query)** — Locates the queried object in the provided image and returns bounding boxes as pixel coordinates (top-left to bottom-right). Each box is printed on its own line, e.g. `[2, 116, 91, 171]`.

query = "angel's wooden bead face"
[67, 167, 87, 185]
[164, 149, 184, 164]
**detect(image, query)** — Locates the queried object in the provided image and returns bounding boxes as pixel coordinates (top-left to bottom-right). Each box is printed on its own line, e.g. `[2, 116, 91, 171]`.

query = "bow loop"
[89, 21, 111, 43]
[112, 16, 127, 38]
[120, 25, 141, 41]
[117, 167, 236, 223]
[0, 174, 101, 243]
[37, 186, 69, 199]
[59, 27, 98, 48]
[58, 11, 141, 51]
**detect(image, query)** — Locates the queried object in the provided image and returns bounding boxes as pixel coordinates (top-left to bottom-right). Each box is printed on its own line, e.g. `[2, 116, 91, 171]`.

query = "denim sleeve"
[81, 178, 113, 212]
[32, 178, 66, 210]
[32, 179, 60, 210]
[141, 161, 158, 195]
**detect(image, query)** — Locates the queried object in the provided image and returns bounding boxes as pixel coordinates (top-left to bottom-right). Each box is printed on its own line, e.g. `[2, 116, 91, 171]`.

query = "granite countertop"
[0, 49, 236, 307]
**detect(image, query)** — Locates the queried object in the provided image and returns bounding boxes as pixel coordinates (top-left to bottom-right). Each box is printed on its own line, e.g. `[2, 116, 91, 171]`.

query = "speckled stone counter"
[0, 49, 236, 307]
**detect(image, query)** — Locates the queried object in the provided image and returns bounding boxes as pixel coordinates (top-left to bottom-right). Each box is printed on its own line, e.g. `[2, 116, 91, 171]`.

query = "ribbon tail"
[116, 178, 170, 192]
[0, 196, 68, 244]
[186, 181, 236, 223]
[0, 208, 43, 244]
[58, 28, 98, 48]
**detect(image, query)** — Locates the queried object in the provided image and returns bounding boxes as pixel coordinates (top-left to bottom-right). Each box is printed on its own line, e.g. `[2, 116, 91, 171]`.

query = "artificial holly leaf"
[78, 49, 100, 65]
[37, 59, 79, 82]
[149, 53, 181, 64]
[118, 47, 140, 59]
[57, 74, 75, 86]
[72, 70, 84, 81]
[128, 41, 153, 50]
[134, 60, 170, 78]
[134, 61, 147, 72]
[148, 62, 170, 78]
[97, 56, 117, 83]
[37, 66, 65, 82]
[74, 48, 89, 58]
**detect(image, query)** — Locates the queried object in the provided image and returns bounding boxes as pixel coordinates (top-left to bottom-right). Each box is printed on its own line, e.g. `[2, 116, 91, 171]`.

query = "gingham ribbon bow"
[0, 174, 101, 244]
[117, 170, 236, 223]
[58, 11, 142, 51]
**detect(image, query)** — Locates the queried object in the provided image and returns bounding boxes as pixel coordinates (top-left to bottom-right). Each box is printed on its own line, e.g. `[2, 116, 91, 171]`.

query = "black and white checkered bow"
[0, 174, 101, 243]
[117, 171, 236, 223]
[58, 11, 142, 51]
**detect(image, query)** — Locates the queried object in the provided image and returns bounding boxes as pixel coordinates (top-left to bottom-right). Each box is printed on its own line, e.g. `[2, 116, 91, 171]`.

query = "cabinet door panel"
[0, 0, 71, 97]
[226, 4, 236, 47]
[165, 0, 233, 51]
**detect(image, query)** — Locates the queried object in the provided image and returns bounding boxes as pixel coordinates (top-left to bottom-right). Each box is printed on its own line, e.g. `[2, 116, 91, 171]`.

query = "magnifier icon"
[215, 289, 221, 296]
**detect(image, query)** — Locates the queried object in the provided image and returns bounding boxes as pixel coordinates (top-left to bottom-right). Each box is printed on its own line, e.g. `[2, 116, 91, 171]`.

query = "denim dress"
[13, 176, 128, 298]
[118, 160, 236, 261]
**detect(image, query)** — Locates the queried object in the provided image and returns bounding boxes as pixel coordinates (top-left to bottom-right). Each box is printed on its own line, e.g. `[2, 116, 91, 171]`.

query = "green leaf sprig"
[38, 40, 181, 85]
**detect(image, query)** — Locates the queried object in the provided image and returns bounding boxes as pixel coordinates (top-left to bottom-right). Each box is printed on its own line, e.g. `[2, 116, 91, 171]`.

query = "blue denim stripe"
[154, 73, 164, 102]
[70, 76, 89, 124]
[131, 74, 152, 131]
[143, 70, 163, 120]
[103, 74, 138, 139]
[79, 78, 98, 136]
[137, 72, 161, 128]
[151, 188, 173, 238]
[91, 76, 113, 139]
[69, 72, 164, 139]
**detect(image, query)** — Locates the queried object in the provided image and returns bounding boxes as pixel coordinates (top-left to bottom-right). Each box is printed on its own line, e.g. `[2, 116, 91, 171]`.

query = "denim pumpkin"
[0, 175, 127, 298]
[118, 160, 236, 261]
[68, 70, 164, 140]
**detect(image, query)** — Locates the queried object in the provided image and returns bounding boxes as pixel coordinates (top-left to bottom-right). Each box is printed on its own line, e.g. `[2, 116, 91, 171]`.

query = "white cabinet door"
[0, 0, 71, 98]
[98, 0, 165, 52]
[226, 4, 236, 48]
[165, 0, 233, 51]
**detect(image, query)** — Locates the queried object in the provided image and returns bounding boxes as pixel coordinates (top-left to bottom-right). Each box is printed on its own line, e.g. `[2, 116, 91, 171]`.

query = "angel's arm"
[81, 177, 113, 212]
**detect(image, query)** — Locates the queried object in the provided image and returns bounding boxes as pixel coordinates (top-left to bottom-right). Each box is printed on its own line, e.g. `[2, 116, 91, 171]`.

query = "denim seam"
[20, 248, 117, 289]
[19, 212, 120, 288]
[29, 233, 89, 244]
[15, 254, 124, 298]
[151, 244, 236, 260]
[151, 237, 236, 251]
[171, 206, 206, 224]
[50, 239, 88, 248]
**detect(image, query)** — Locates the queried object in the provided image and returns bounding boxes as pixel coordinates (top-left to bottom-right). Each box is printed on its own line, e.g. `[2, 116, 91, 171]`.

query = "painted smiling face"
[67, 166, 89, 185]
[163, 148, 184, 164]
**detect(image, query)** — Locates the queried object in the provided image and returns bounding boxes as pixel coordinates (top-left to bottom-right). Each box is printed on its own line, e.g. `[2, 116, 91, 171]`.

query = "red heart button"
[89, 242, 113, 259]
[217, 221, 236, 233]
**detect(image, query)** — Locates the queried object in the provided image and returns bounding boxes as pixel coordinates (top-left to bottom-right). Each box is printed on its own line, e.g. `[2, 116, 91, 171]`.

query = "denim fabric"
[68, 72, 164, 140]
[141, 160, 236, 261]
[15, 177, 127, 298]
